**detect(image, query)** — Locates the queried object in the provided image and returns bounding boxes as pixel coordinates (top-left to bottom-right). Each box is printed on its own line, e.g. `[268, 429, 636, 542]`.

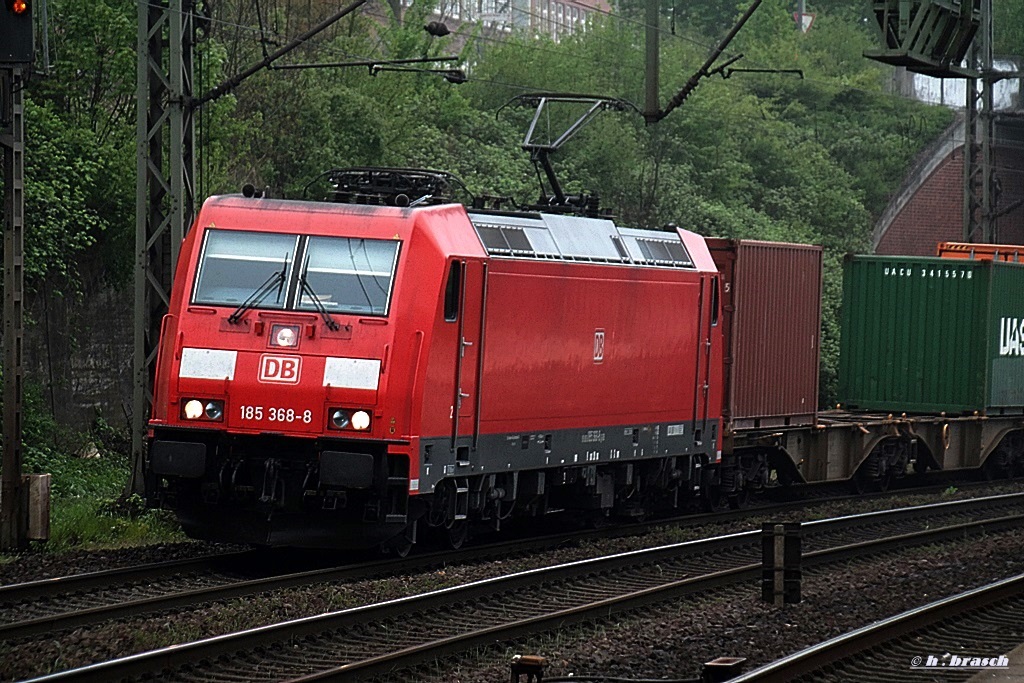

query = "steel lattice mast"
[131, 0, 372, 492]
[130, 0, 196, 493]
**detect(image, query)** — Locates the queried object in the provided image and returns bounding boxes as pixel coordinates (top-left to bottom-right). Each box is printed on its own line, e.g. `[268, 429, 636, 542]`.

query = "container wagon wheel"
[983, 447, 1014, 481]
[851, 450, 889, 493]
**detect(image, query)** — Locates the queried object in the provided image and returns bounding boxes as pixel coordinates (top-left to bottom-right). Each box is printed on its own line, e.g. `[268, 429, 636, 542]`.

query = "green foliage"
[22, 102, 104, 290]
[17, 391, 185, 552]
[8, 0, 981, 456]
[994, 2, 1024, 56]
[47, 497, 184, 550]
[21, 0, 137, 289]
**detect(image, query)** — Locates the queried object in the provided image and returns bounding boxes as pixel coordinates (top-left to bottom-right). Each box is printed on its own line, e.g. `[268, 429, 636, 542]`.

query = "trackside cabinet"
[838, 255, 1024, 415]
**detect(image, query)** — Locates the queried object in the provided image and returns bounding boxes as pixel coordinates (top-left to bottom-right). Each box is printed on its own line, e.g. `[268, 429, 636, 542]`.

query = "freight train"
[143, 167, 1024, 551]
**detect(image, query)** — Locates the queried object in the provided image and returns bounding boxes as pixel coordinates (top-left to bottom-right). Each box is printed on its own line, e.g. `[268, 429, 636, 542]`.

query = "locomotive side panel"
[478, 261, 706, 430]
[413, 257, 723, 490]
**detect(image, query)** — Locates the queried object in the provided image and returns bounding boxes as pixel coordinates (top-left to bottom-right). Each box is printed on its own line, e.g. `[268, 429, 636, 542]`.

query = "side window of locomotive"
[299, 237, 400, 316]
[711, 277, 719, 326]
[444, 261, 462, 322]
[193, 230, 297, 307]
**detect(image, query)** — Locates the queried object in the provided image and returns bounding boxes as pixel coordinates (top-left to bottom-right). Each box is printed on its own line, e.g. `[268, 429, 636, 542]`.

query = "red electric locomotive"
[145, 169, 724, 549]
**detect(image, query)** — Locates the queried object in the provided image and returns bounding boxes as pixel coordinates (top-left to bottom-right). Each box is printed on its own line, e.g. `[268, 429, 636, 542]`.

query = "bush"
[5, 382, 185, 554]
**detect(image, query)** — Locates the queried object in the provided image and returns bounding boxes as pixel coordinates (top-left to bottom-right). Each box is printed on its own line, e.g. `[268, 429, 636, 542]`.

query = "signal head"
[1, 0, 34, 63]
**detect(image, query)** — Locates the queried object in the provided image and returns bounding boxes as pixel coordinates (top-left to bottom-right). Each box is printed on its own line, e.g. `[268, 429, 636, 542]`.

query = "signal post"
[1, 0, 32, 552]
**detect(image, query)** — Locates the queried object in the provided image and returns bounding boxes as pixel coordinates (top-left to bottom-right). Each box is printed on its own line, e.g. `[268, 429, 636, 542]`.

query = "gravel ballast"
[3, 483, 1024, 681]
[395, 534, 1024, 682]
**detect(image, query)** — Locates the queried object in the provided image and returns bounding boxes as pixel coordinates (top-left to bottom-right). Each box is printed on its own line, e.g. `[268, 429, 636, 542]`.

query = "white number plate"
[239, 405, 313, 424]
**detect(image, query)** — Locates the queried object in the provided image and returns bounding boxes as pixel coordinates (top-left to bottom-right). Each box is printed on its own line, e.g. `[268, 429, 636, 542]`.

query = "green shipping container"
[838, 255, 1024, 414]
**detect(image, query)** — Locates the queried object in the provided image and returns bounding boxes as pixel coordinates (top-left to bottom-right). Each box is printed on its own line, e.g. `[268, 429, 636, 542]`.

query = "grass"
[4, 414, 186, 556]
[47, 494, 185, 551]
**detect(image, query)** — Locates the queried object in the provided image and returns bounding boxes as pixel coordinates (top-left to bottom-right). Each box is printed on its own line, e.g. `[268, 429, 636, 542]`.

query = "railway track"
[0, 481, 978, 642]
[24, 492, 1024, 683]
[732, 573, 1024, 682]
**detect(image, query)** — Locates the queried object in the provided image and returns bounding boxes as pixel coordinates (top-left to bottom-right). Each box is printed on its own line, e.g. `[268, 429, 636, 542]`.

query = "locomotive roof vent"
[303, 167, 474, 207]
[468, 213, 694, 269]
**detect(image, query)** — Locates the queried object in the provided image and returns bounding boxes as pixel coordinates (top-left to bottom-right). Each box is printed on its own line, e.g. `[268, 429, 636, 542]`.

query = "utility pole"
[962, 0, 994, 243]
[1, 66, 26, 552]
[131, 0, 372, 495]
[1, 0, 33, 551]
[130, 0, 197, 494]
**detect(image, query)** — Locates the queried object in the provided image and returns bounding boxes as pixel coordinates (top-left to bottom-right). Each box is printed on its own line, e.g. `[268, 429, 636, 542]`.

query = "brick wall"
[876, 124, 1024, 255]
[995, 140, 1024, 244]
[876, 148, 965, 256]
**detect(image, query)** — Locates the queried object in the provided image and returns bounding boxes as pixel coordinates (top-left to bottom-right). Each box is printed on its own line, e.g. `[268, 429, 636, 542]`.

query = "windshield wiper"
[299, 276, 341, 331]
[228, 269, 286, 324]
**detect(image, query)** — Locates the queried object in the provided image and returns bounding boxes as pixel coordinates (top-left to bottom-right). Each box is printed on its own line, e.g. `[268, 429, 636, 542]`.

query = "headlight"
[328, 408, 372, 431]
[330, 409, 350, 429]
[181, 398, 225, 422]
[183, 400, 204, 420]
[270, 324, 300, 348]
[204, 401, 223, 421]
[351, 410, 371, 431]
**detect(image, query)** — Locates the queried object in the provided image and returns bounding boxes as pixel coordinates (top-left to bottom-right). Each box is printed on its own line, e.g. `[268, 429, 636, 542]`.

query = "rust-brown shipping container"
[707, 239, 823, 429]
[937, 241, 1024, 262]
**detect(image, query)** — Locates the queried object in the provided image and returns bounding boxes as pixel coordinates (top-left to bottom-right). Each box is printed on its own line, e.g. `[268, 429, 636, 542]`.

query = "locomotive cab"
[146, 195, 472, 547]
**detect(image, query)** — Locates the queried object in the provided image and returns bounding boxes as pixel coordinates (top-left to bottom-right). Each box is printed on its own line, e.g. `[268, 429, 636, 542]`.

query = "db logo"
[258, 354, 302, 384]
[593, 329, 605, 364]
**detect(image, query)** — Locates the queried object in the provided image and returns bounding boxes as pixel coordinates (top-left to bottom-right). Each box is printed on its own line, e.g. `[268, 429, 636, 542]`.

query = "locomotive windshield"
[192, 229, 400, 317]
[193, 230, 297, 309]
[297, 237, 399, 316]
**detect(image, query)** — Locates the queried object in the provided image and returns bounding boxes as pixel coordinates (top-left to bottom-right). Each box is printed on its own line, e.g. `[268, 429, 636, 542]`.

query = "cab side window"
[444, 261, 462, 322]
[711, 277, 719, 326]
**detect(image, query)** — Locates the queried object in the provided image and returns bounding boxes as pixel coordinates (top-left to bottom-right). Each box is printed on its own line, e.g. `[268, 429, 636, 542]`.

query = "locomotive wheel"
[427, 480, 457, 528]
[702, 487, 727, 512]
[383, 536, 413, 558]
[447, 520, 469, 550]
[727, 487, 749, 510]
[382, 522, 417, 558]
